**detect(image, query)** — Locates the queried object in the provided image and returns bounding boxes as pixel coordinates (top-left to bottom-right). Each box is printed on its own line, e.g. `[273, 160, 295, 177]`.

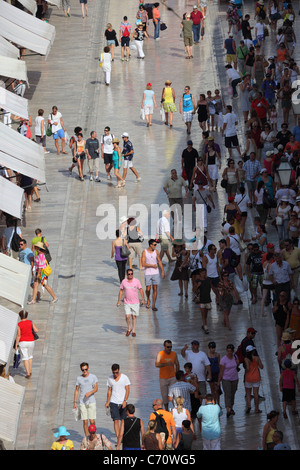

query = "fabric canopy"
[0, 176, 25, 220]
[17, 0, 37, 15]
[0, 254, 31, 307]
[46, 0, 61, 6]
[0, 377, 25, 449]
[0, 0, 56, 57]
[0, 87, 29, 120]
[0, 56, 28, 83]
[0, 36, 20, 59]
[0, 305, 18, 365]
[0, 122, 46, 183]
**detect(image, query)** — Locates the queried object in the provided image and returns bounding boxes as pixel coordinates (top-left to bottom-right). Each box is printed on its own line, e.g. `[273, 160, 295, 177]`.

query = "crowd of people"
[1, 0, 300, 452]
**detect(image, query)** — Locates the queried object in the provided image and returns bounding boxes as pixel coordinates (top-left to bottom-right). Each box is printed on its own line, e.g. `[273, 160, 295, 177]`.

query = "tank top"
[115, 245, 127, 261]
[172, 408, 187, 428]
[182, 93, 193, 112]
[127, 227, 141, 243]
[206, 254, 218, 278]
[245, 358, 261, 383]
[209, 356, 220, 376]
[19, 320, 34, 342]
[123, 417, 141, 448]
[164, 87, 174, 104]
[207, 152, 216, 165]
[144, 249, 159, 275]
[144, 433, 160, 450]
[195, 167, 208, 185]
[77, 139, 85, 154]
[159, 350, 176, 379]
[266, 427, 276, 444]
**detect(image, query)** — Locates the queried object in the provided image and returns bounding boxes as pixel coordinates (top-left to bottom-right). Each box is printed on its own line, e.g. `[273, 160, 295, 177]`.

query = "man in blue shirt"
[262, 73, 276, 106]
[19, 239, 34, 268]
[243, 152, 261, 206]
[197, 393, 222, 450]
[121, 132, 141, 186]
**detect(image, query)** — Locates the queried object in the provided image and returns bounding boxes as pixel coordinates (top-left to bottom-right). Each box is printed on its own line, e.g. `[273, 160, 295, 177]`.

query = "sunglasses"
[81, 368, 88, 372]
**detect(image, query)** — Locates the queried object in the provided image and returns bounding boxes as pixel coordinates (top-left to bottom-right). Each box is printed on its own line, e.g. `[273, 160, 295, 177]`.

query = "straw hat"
[34, 241, 45, 251]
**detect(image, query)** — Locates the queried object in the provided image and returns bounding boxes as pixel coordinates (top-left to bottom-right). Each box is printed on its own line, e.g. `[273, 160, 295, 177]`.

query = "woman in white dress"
[100, 46, 112, 86]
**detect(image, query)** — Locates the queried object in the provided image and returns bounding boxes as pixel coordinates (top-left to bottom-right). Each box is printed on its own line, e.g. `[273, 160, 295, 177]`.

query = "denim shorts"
[109, 402, 127, 421]
[107, 39, 115, 46]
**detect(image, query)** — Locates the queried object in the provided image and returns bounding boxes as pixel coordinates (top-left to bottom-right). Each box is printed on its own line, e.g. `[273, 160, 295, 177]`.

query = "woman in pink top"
[15, 310, 39, 378]
[28, 242, 58, 305]
[217, 344, 239, 417]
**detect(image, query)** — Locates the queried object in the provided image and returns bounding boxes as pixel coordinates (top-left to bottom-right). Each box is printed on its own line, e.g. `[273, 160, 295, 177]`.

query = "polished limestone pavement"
[6, 0, 300, 450]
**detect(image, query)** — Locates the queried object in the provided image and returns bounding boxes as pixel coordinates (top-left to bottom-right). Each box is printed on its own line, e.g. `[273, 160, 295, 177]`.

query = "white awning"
[0, 87, 29, 120]
[0, 0, 56, 57]
[0, 176, 25, 220]
[46, 0, 61, 7]
[0, 377, 25, 449]
[17, 0, 37, 16]
[0, 37, 20, 59]
[0, 254, 31, 307]
[0, 122, 46, 183]
[0, 305, 18, 365]
[0, 56, 28, 83]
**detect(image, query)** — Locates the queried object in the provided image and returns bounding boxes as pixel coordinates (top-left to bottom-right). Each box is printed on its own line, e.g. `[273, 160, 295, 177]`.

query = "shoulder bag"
[197, 190, 211, 213]
[31, 321, 39, 340]
[121, 239, 131, 257]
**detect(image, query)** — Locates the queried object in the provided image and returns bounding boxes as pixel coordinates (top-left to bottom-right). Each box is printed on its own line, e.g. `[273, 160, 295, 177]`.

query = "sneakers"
[90, 175, 93, 181]
[107, 174, 111, 180]
[135, 177, 142, 182]
[95, 176, 100, 182]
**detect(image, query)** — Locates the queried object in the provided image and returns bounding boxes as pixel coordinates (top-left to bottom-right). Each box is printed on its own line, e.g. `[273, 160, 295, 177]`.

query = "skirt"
[163, 102, 177, 113]
[207, 164, 219, 181]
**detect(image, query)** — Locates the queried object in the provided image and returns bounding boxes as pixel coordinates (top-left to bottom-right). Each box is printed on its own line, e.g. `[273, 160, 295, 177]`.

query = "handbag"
[43, 261, 52, 277]
[121, 240, 131, 257]
[221, 178, 228, 189]
[160, 22, 167, 31]
[99, 53, 103, 67]
[115, 38, 119, 47]
[160, 106, 165, 122]
[13, 350, 21, 369]
[140, 108, 145, 121]
[263, 190, 276, 209]
[31, 321, 39, 340]
[46, 114, 53, 136]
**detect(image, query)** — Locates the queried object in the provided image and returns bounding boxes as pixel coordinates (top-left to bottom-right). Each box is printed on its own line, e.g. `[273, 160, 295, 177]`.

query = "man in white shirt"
[48, 106, 67, 155]
[222, 105, 242, 158]
[225, 64, 241, 98]
[181, 341, 212, 400]
[101, 126, 115, 180]
[156, 210, 174, 263]
[105, 364, 130, 438]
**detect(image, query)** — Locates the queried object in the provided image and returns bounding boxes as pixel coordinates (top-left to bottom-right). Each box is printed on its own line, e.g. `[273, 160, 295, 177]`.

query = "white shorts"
[124, 303, 140, 316]
[144, 104, 154, 115]
[123, 159, 133, 169]
[79, 402, 97, 421]
[245, 381, 261, 388]
[19, 341, 35, 361]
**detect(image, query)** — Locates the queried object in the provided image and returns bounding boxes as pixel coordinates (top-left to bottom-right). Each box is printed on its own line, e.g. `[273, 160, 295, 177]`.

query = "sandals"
[27, 300, 36, 305]
[126, 330, 132, 337]
[132, 332, 136, 337]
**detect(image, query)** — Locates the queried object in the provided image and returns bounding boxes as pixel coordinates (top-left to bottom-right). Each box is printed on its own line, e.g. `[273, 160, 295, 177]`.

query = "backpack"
[229, 248, 238, 268]
[235, 343, 245, 365]
[11, 225, 22, 252]
[123, 25, 130, 37]
[154, 412, 169, 442]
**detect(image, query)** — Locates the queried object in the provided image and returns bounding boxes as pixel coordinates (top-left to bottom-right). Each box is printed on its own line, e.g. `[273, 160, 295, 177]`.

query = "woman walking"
[104, 24, 117, 60]
[262, 410, 279, 450]
[99, 46, 112, 86]
[244, 345, 264, 414]
[207, 342, 221, 405]
[142, 83, 157, 127]
[111, 230, 129, 283]
[28, 242, 58, 305]
[171, 240, 189, 298]
[15, 310, 39, 378]
[73, 132, 86, 181]
[161, 80, 176, 128]
[217, 272, 235, 331]
[142, 420, 163, 450]
[195, 94, 209, 132]
[218, 344, 239, 418]
[112, 138, 123, 188]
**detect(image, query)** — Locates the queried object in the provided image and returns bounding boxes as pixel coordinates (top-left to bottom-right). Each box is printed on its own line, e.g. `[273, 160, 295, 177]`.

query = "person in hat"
[51, 426, 74, 450]
[277, 331, 295, 372]
[179, 86, 196, 134]
[80, 424, 114, 450]
[121, 133, 141, 185]
[28, 242, 58, 305]
[244, 345, 264, 414]
[112, 137, 123, 188]
[279, 358, 300, 419]
[142, 83, 157, 127]
[161, 80, 177, 128]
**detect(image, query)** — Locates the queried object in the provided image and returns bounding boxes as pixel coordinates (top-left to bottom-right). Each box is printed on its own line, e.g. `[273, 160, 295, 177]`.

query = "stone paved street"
[2, 0, 300, 450]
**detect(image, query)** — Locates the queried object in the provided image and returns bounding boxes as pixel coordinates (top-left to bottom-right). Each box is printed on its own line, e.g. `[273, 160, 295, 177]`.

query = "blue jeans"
[153, 19, 160, 39]
[192, 23, 201, 43]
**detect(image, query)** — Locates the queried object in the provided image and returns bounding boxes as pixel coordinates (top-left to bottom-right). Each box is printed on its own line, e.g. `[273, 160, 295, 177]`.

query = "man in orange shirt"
[155, 340, 180, 410]
[149, 399, 177, 449]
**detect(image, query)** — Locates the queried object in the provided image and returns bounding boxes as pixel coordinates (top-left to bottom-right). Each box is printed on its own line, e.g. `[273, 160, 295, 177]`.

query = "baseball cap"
[88, 425, 97, 433]
[246, 345, 256, 352]
[267, 243, 274, 248]
[247, 327, 257, 334]
[187, 140, 193, 145]
[121, 132, 129, 138]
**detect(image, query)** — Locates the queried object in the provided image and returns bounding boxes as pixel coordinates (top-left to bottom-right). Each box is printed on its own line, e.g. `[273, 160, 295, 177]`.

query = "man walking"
[47, 106, 67, 155]
[181, 140, 198, 189]
[156, 210, 175, 262]
[101, 126, 115, 180]
[73, 362, 99, 437]
[222, 105, 241, 158]
[163, 170, 188, 233]
[121, 132, 141, 185]
[168, 370, 197, 412]
[120, 16, 131, 61]
[142, 239, 165, 311]
[86, 131, 100, 182]
[105, 364, 131, 439]
[149, 399, 176, 449]
[243, 152, 262, 206]
[190, 5, 203, 44]
[196, 394, 222, 450]
[155, 340, 180, 410]
[179, 86, 196, 135]
[181, 340, 212, 400]
[269, 251, 294, 301]
[117, 268, 145, 337]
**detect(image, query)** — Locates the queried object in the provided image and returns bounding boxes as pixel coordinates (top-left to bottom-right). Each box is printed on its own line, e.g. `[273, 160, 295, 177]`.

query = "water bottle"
[61, 445, 66, 450]
[106, 406, 111, 416]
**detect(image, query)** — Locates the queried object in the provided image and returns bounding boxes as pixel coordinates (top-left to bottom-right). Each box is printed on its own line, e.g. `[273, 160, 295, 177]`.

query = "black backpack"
[154, 412, 169, 442]
[11, 225, 22, 252]
[229, 248, 238, 268]
[258, 6, 266, 19]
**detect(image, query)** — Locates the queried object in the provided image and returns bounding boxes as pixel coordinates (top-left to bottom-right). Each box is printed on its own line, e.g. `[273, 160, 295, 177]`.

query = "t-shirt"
[85, 138, 100, 159]
[107, 373, 131, 404]
[246, 251, 264, 274]
[120, 278, 142, 304]
[122, 140, 134, 160]
[255, 21, 265, 36]
[234, 193, 250, 212]
[183, 350, 210, 381]
[48, 111, 62, 133]
[182, 148, 198, 169]
[120, 22, 131, 37]
[101, 133, 114, 154]
[143, 89, 155, 106]
[223, 112, 237, 137]
[76, 373, 98, 404]
[292, 125, 300, 144]
[51, 440, 74, 450]
[19, 248, 34, 265]
[182, 19, 193, 38]
[32, 236, 48, 256]
[35, 116, 44, 136]
[149, 409, 175, 445]
[197, 403, 222, 440]
[194, 188, 210, 204]
[220, 355, 239, 381]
